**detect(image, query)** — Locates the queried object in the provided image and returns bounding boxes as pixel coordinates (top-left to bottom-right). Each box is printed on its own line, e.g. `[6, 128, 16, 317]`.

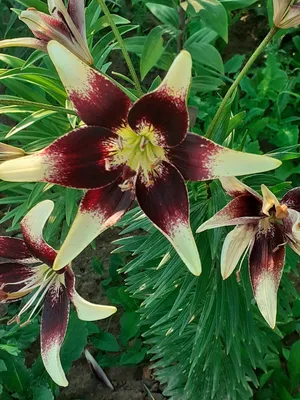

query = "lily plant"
[0, 200, 116, 387]
[197, 177, 300, 329]
[0, 0, 93, 65]
[0, 41, 281, 277]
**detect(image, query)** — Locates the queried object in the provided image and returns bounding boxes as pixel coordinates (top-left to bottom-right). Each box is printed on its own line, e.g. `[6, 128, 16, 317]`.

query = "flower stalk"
[96, 0, 143, 97]
[206, 26, 279, 139]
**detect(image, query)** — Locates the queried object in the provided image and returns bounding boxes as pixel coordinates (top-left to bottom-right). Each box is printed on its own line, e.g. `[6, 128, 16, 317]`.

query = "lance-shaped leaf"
[249, 226, 286, 329]
[136, 162, 201, 276]
[41, 282, 69, 387]
[54, 181, 134, 270]
[168, 133, 282, 180]
[221, 225, 256, 279]
[0, 127, 121, 190]
[65, 268, 117, 320]
[128, 50, 192, 148]
[21, 200, 57, 266]
[47, 41, 131, 130]
[197, 194, 262, 233]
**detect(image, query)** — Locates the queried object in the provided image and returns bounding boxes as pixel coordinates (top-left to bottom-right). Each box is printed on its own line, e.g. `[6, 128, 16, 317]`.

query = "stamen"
[275, 204, 289, 220]
[139, 137, 149, 151]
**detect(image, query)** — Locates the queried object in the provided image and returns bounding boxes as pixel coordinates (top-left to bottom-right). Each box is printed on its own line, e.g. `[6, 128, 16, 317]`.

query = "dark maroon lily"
[0, 200, 116, 386]
[197, 177, 300, 328]
[0, 41, 281, 276]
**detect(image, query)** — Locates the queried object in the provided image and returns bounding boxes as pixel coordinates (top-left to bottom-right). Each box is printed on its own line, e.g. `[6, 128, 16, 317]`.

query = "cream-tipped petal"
[0, 143, 25, 161]
[0, 152, 47, 182]
[253, 271, 278, 329]
[72, 291, 117, 321]
[261, 184, 280, 216]
[21, 200, 57, 265]
[219, 177, 261, 199]
[221, 225, 255, 279]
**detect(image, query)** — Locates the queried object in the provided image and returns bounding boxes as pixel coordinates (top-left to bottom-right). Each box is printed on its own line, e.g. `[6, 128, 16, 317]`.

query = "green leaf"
[92, 331, 120, 352]
[185, 27, 218, 47]
[120, 339, 147, 365]
[224, 54, 245, 74]
[197, 0, 228, 42]
[6, 109, 56, 138]
[146, 3, 178, 27]
[192, 75, 223, 93]
[61, 313, 88, 371]
[0, 353, 32, 394]
[31, 384, 54, 400]
[287, 340, 300, 391]
[186, 43, 224, 74]
[90, 14, 130, 34]
[0, 344, 20, 356]
[119, 312, 140, 345]
[0, 360, 7, 372]
[14, 0, 48, 12]
[140, 26, 165, 80]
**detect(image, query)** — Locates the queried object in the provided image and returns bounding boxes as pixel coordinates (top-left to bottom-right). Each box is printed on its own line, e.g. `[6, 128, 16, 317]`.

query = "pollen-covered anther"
[275, 204, 289, 220]
[118, 180, 134, 192]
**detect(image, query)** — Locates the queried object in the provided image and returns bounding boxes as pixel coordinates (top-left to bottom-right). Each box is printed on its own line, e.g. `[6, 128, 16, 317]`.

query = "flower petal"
[221, 225, 256, 280]
[47, 41, 131, 130]
[249, 225, 286, 329]
[21, 200, 57, 266]
[0, 38, 47, 51]
[67, 0, 87, 40]
[261, 185, 280, 216]
[41, 281, 69, 387]
[135, 161, 201, 276]
[281, 187, 300, 212]
[197, 194, 262, 233]
[0, 126, 121, 189]
[219, 177, 261, 199]
[0, 237, 35, 262]
[0, 143, 26, 161]
[128, 51, 191, 147]
[64, 267, 117, 320]
[53, 181, 134, 270]
[0, 262, 34, 299]
[168, 133, 282, 180]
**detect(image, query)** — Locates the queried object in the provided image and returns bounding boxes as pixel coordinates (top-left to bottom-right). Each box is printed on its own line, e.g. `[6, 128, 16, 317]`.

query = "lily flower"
[0, 200, 116, 387]
[0, 143, 25, 161]
[273, 0, 300, 29]
[197, 177, 300, 328]
[0, 41, 281, 276]
[0, 0, 93, 65]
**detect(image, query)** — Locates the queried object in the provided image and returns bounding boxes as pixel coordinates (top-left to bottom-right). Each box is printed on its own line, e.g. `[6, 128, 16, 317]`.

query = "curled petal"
[281, 187, 300, 212]
[0, 127, 121, 189]
[0, 237, 35, 262]
[0, 262, 34, 299]
[261, 185, 280, 216]
[128, 51, 192, 147]
[67, 0, 87, 40]
[65, 268, 117, 320]
[54, 181, 134, 270]
[47, 41, 131, 130]
[135, 162, 201, 276]
[197, 194, 262, 233]
[221, 225, 256, 280]
[21, 200, 57, 266]
[0, 38, 47, 51]
[168, 133, 282, 181]
[41, 282, 69, 387]
[249, 225, 286, 329]
[219, 177, 261, 199]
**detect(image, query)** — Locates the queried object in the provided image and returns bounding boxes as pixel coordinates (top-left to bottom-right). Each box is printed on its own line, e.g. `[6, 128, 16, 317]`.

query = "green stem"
[0, 99, 77, 115]
[206, 26, 278, 139]
[97, 0, 143, 97]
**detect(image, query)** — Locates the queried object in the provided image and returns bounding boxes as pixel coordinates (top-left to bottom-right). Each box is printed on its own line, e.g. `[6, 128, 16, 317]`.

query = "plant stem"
[97, 0, 143, 97]
[206, 26, 278, 139]
[0, 98, 78, 115]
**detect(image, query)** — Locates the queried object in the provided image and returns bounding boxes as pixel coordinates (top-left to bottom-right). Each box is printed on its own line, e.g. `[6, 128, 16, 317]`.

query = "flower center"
[111, 125, 166, 184]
